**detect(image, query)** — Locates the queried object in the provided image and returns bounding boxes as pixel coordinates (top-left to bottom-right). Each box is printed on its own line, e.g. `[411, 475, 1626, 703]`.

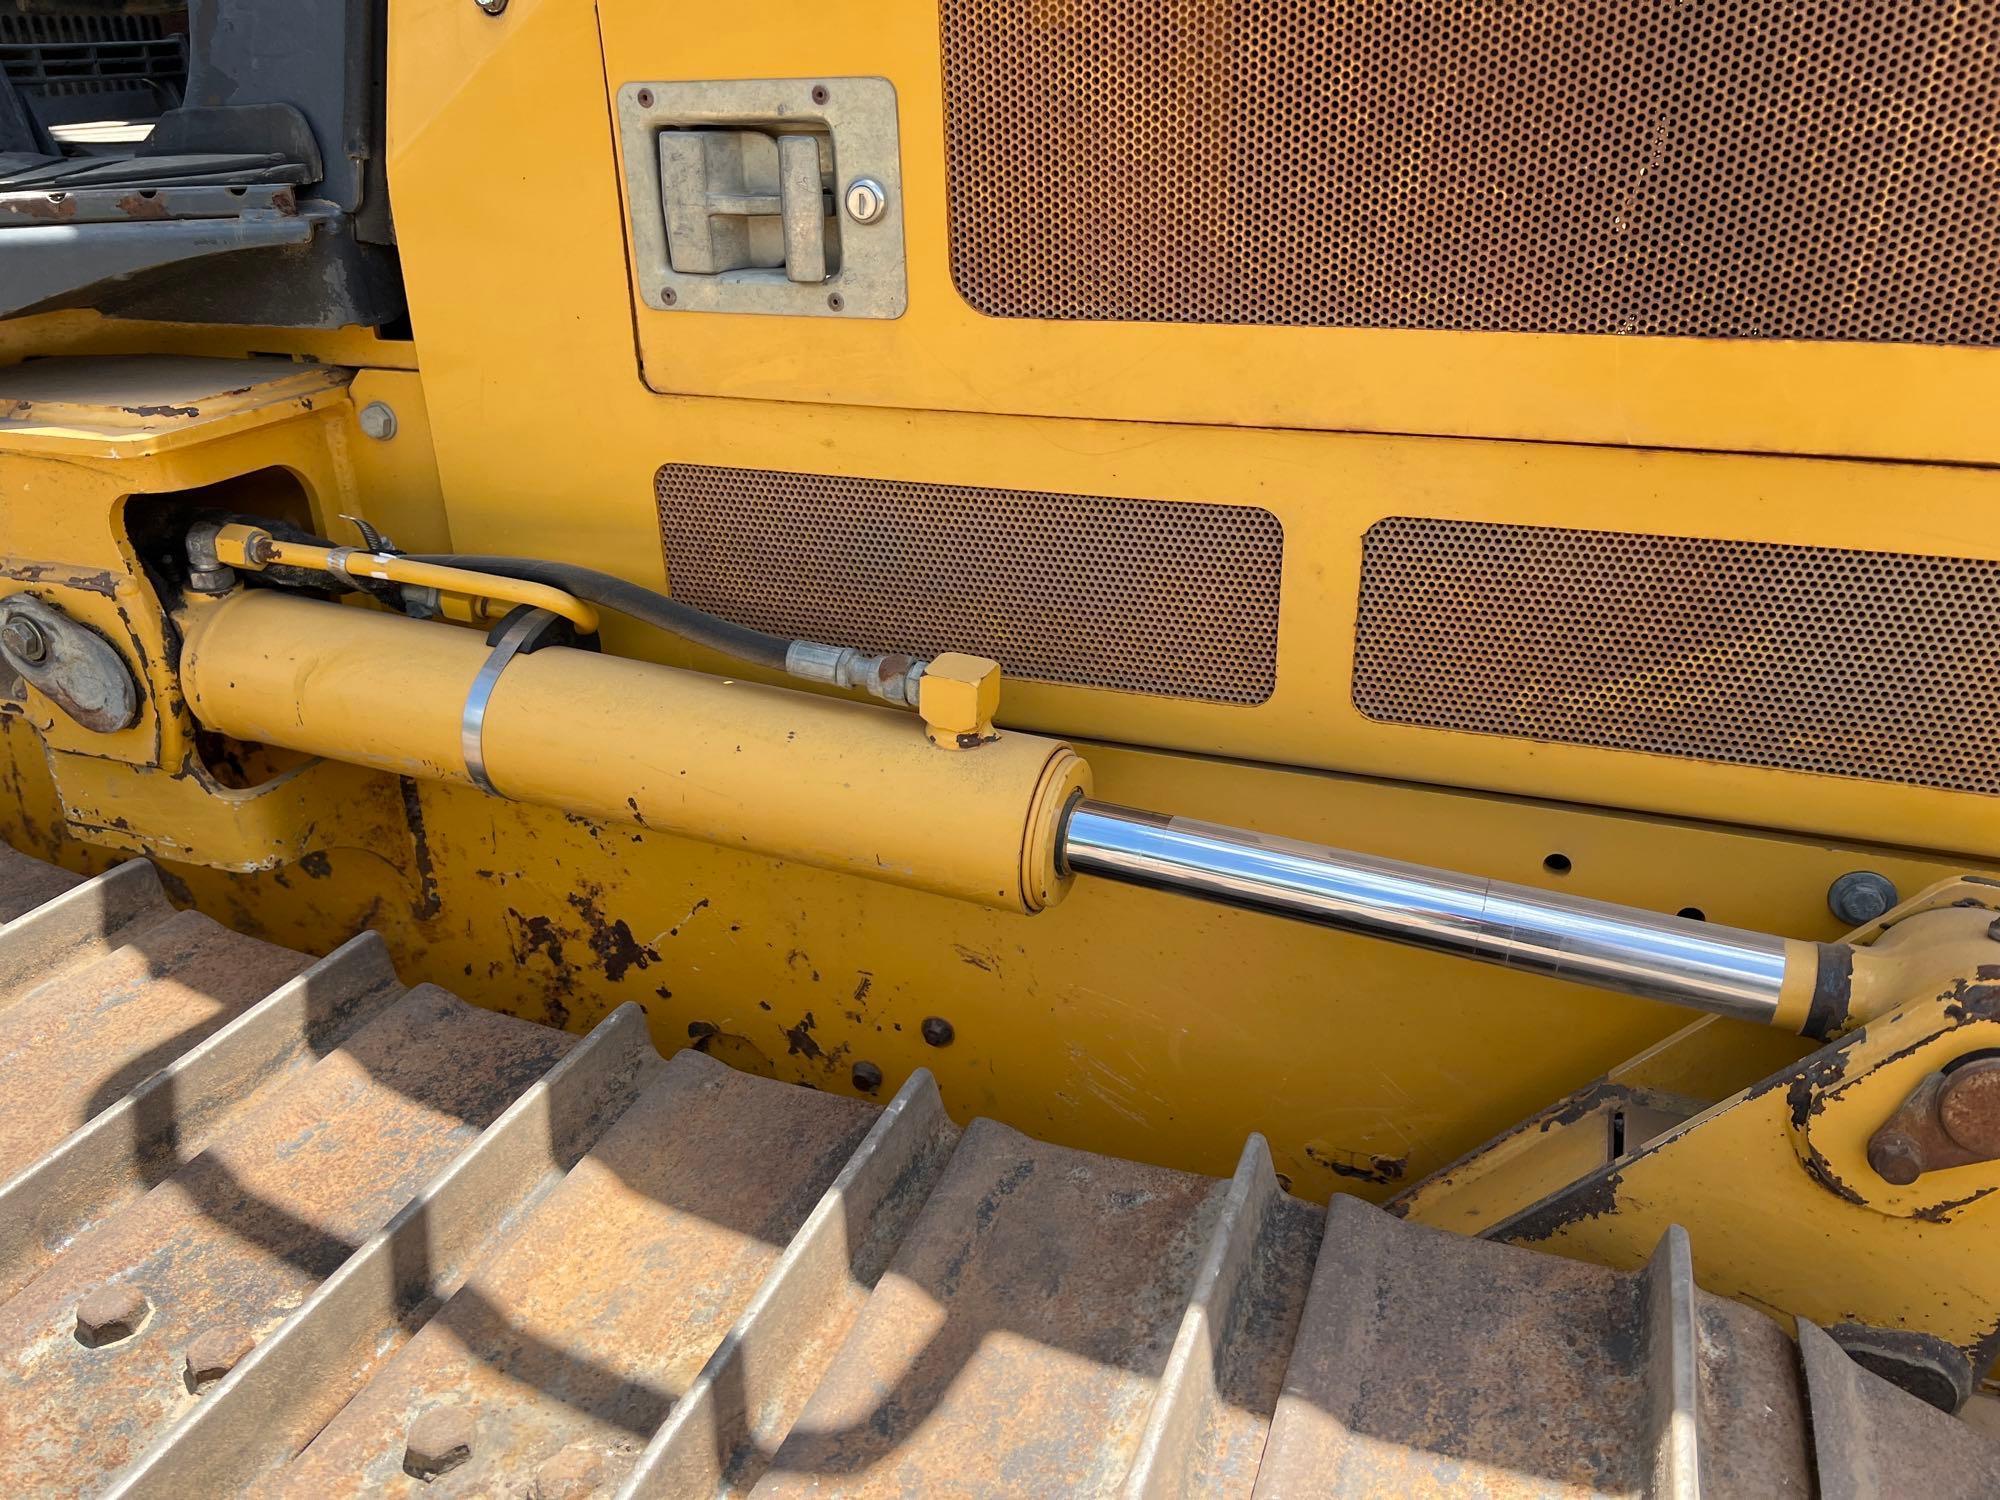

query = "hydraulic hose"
[204, 525, 602, 635]
[406, 555, 792, 672]
[196, 525, 932, 710]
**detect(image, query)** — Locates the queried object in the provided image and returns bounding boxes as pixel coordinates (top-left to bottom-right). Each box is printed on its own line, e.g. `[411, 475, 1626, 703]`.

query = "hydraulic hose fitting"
[182, 522, 239, 596]
[784, 641, 926, 707]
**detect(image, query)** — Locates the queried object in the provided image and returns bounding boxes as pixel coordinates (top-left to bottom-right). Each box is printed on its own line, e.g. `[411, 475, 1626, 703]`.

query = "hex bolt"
[1827, 870, 1898, 927]
[474, 0, 507, 14]
[852, 1060, 883, 1092]
[1988, 916, 2000, 942]
[1866, 1130, 1924, 1187]
[74, 1284, 149, 1347]
[531, 1440, 611, 1500]
[1, 615, 49, 665]
[920, 1016, 955, 1048]
[357, 401, 398, 441]
[183, 1326, 254, 1393]
[404, 1405, 476, 1482]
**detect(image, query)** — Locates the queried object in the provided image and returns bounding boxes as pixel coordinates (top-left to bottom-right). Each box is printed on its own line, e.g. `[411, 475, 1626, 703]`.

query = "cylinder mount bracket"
[0, 594, 140, 734]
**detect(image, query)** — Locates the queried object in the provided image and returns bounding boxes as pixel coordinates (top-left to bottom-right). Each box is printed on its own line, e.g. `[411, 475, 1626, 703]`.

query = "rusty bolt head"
[404, 1405, 476, 1482]
[920, 1016, 955, 1048]
[183, 1326, 254, 1393]
[1867, 1131, 1924, 1187]
[852, 1060, 883, 1092]
[531, 1441, 612, 1500]
[1827, 870, 1897, 927]
[74, 1283, 148, 1346]
[1937, 1061, 2000, 1158]
[2, 616, 49, 665]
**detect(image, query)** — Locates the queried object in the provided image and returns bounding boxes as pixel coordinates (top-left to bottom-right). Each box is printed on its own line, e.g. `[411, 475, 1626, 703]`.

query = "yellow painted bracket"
[1393, 885, 2000, 1366]
[1796, 1003, 2000, 1223]
[1471, 915, 2000, 1365]
[1390, 1080, 1708, 1238]
[48, 749, 420, 879]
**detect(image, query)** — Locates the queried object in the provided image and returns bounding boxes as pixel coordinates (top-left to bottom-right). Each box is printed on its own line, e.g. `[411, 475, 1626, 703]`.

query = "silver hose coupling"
[784, 641, 927, 707]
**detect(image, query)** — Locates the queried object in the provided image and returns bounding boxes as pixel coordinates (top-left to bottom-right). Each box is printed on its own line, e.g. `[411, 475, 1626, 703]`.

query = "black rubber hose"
[403, 554, 794, 671]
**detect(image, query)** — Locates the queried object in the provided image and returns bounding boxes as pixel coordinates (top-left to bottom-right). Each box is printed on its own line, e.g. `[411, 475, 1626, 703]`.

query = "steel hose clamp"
[460, 607, 557, 796]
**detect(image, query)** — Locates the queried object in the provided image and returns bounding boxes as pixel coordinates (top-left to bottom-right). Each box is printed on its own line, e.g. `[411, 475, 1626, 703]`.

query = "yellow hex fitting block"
[919, 653, 1002, 749]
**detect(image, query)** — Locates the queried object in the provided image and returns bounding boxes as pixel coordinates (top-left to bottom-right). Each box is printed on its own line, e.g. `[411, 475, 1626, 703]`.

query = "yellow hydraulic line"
[211, 523, 600, 635]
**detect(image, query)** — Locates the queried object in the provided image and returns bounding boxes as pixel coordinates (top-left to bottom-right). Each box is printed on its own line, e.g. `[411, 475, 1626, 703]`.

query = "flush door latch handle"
[622, 78, 906, 318]
[658, 130, 831, 283]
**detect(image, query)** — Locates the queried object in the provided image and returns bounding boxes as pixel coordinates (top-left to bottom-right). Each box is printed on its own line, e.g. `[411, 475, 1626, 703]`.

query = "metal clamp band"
[461, 607, 555, 796]
[323, 546, 358, 584]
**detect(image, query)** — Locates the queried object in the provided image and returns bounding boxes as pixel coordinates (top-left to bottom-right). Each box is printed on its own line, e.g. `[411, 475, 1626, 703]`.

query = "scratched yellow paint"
[339, 0, 2000, 863]
[0, 0, 1996, 1223]
[1, 706, 1985, 1204]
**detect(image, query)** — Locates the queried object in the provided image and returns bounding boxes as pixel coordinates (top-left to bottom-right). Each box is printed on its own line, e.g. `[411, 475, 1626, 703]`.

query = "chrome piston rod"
[1060, 802, 1799, 1025]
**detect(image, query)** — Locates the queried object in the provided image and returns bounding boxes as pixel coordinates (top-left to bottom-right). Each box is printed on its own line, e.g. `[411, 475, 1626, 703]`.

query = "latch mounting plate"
[618, 77, 906, 320]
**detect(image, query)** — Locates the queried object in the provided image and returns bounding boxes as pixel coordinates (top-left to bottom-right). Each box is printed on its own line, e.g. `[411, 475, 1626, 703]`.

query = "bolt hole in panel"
[1352, 519, 2000, 797]
[655, 465, 1283, 704]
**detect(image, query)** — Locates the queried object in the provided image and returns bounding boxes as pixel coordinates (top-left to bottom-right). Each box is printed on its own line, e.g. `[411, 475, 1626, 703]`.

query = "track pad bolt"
[184, 1326, 254, 1393]
[405, 1405, 476, 1482]
[74, 1284, 148, 1347]
[531, 1441, 613, 1499]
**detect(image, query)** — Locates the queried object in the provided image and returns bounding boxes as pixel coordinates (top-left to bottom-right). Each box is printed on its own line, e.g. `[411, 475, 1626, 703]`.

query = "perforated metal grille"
[656, 465, 1282, 704]
[1353, 519, 2000, 795]
[939, 0, 2000, 344]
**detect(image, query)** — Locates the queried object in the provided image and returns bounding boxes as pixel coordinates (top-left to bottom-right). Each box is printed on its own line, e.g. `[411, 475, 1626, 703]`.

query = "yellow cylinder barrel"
[179, 591, 1090, 912]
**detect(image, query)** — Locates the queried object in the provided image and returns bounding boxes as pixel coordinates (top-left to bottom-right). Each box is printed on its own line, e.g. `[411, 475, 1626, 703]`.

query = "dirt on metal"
[0, 850, 1991, 1496]
[0, 984, 570, 1491]
[0, 909, 308, 1182]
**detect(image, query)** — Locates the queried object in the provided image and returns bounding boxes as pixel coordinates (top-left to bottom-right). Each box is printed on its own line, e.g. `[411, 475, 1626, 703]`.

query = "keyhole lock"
[843, 177, 887, 224]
